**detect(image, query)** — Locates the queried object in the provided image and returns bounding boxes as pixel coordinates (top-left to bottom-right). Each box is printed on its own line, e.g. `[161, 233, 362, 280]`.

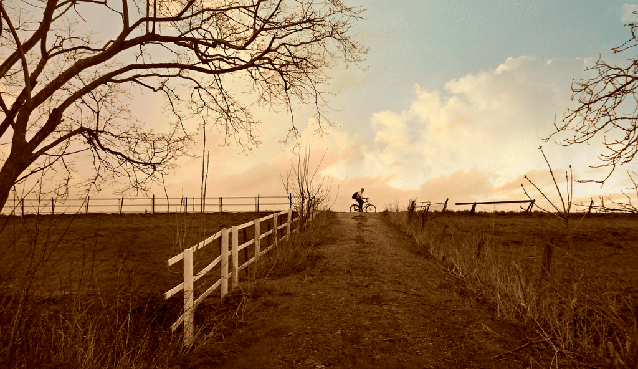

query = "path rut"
[208, 212, 530, 368]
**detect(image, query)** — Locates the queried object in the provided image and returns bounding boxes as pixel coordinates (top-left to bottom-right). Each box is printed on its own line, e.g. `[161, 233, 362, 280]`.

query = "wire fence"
[1, 194, 294, 216]
[410, 198, 633, 215]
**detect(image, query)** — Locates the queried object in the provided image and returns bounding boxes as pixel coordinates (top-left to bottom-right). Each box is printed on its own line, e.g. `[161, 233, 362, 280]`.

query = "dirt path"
[207, 213, 531, 368]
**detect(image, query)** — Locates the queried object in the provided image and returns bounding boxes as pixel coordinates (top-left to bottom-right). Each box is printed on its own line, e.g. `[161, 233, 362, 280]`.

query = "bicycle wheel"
[365, 204, 376, 212]
[350, 204, 359, 212]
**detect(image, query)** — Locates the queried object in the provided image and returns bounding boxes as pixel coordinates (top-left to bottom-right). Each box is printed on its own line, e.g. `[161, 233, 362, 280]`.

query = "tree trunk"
[0, 151, 34, 212]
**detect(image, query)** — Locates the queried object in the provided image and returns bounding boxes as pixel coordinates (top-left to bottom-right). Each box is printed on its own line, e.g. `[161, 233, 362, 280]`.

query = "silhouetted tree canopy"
[0, 0, 366, 209]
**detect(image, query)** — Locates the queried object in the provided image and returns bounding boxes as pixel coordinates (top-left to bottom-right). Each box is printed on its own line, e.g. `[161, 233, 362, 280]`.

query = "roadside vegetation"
[0, 208, 333, 369]
[385, 158, 638, 368]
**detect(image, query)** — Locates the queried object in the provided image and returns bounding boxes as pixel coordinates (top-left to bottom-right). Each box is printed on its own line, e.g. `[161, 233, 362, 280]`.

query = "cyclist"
[353, 188, 365, 212]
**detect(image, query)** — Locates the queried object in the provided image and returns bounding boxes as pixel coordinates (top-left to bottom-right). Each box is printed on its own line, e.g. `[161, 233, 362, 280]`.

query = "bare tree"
[282, 147, 333, 226]
[546, 13, 638, 185]
[0, 0, 366, 209]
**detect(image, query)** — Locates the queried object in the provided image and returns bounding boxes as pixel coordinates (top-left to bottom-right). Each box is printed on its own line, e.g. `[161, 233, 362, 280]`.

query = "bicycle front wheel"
[350, 204, 359, 212]
[365, 204, 376, 213]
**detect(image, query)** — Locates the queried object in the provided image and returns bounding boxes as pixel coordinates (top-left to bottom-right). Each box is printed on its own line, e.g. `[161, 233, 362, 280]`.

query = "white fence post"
[221, 229, 229, 297]
[231, 226, 239, 289]
[254, 218, 261, 259]
[183, 247, 194, 347]
[273, 212, 278, 247]
[287, 209, 292, 237]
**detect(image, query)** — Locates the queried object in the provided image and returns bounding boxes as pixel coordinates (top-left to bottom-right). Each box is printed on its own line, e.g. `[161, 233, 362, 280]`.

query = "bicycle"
[350, 198, 376, 213]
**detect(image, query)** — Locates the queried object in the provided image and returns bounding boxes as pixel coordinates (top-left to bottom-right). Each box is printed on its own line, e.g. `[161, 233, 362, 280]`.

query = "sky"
[5, 0, 638, 213]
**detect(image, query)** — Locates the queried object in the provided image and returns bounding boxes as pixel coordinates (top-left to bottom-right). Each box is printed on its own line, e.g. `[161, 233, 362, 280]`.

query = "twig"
[368, 335, 430, 342]
[394, 289, 427, 298]
[492, 337, 551, 360]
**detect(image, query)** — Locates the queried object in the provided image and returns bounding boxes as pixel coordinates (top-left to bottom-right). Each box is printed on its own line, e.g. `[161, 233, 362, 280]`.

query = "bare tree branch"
[0, 0, 366, 207]
[545, 14, 638, 185]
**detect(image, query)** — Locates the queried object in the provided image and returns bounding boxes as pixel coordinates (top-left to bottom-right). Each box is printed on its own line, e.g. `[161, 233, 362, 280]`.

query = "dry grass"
[386, 206, 638, 368]
[0, 209, 330, 369]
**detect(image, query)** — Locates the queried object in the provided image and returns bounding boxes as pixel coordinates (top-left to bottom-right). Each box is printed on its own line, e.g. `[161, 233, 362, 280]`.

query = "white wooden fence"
[165, 208, 310, 346]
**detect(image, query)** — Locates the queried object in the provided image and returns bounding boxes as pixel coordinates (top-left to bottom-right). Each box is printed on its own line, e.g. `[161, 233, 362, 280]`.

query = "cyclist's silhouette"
[354, 188, 365, 212]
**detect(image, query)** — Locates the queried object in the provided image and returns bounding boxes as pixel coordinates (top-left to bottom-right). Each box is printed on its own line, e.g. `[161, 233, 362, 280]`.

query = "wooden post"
[52, 198, 55, 215]
[119, 197, 123, 215]
[219, 197, 223, 213]
[273, 212, 278, 247]
[442, 198, 448, 213]
[255, 195, 259, 212]
[85, 196, 90, 214]
[289, 193, 292, 209]
[254, 218, 261, 260]
[420, 208, 427, 229]
[586, 198, 593, 216]
[266, 220, 271, 248]
[407, 200, 416, 222]
[183, 247, 194, 347]
[185, 197, 188, 214]
[152, 194, 155, 214]
[470, 203, 477, 215]
[221, 229, 229, 297]
[287, 209, 292, 237]
[231, 226, 239, 289]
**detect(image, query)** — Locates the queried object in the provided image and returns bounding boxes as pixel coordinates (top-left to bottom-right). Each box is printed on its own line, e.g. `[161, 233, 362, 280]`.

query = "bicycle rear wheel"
[350, 204, 359, 212]
[365, 204, 376, 212]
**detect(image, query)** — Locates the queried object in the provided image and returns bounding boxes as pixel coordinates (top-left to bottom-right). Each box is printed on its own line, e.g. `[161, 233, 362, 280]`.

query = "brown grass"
[0, 209, 327, 369]
[386, 207, 638, 367]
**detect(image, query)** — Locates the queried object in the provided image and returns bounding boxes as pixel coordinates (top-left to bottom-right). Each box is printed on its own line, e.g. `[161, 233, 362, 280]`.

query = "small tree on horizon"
[0, 0, 366, 210]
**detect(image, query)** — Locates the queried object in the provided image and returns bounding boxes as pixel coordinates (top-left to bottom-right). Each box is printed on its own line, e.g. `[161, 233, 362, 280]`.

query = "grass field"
[0, 212, 281, 297]
[0, 210, 322, 368]
[422, 211, 638, 289]
[388, 208, 638, 366]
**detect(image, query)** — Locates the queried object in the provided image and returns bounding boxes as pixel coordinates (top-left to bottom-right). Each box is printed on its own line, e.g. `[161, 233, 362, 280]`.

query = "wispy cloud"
[621, 4, 638, 23]
[326, 56, 593, 189]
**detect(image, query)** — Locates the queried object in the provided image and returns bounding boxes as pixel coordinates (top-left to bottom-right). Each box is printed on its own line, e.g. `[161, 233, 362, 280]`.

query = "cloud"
[325, 56, 595, 191]
[417, 167, 494, 202]
[316, 55, 637, 210]
[14, 55, 634, 213]
[621, 4, 638, 23]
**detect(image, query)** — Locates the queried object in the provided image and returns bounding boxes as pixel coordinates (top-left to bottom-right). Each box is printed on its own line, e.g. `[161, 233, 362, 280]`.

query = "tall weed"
[386, 206, 637, 367]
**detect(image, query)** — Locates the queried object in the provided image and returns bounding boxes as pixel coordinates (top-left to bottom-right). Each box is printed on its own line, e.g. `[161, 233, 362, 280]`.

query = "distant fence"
[410, 197, 630, 216]
[573, 199, 635, 214]
[413, 199, 449, 212]
[411, 199, 538, 213]
[1, 194, 294, 215]
[407, 198, 537, 229]
[165, 208, 311, 347]
[455, 199, 535, 215]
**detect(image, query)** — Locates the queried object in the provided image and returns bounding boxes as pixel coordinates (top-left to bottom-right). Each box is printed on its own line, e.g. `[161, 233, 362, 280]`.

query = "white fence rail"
[165, 208, 311, 347]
